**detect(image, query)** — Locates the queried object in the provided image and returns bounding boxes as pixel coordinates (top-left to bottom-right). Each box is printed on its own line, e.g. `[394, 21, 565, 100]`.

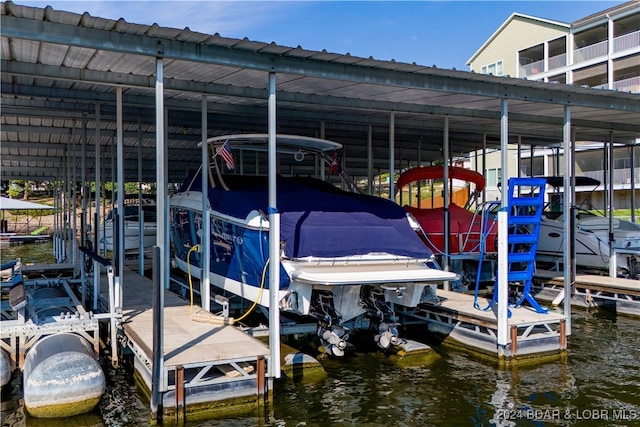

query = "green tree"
[7, 181, 22, 198]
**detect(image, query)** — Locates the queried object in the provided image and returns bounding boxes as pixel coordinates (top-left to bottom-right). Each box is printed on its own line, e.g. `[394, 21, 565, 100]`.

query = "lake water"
[1, 243, 639, 426]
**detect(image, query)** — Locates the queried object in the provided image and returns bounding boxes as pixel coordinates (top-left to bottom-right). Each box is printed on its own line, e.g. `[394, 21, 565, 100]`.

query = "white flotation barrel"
[0, 349, 11, 388]
[23, 333, 105, 418]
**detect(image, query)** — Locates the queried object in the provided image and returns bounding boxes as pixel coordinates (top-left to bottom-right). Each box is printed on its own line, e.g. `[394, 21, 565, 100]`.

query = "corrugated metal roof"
[1, 0, 639, 181]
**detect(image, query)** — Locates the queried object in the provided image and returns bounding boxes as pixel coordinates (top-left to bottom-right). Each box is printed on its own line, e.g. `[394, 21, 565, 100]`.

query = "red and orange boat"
[396, 166, 498, 256]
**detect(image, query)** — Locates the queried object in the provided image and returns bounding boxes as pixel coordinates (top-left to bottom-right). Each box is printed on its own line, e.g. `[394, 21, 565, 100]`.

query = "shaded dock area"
[397, 289, 567, 363]
[99, 267, 270, 422]
[533, 270, 640, 317]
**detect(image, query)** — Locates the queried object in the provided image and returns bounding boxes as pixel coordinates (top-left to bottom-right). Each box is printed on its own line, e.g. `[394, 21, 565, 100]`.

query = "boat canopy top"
[202, 133, 342, 154]
[396, 166, 486, 192]
[182, 172, 433, 260]
[543, 176, 600, 189]
[0, 197, 53, 210]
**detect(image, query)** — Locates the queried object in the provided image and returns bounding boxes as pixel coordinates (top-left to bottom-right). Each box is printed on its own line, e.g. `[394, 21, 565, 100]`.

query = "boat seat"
[9, 273, 27, 311]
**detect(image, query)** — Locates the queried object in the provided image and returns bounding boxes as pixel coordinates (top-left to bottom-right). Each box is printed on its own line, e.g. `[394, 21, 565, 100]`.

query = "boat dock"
[533, 271, 640, 317]
[396, 288, 567, 363]
[97, 266, 271, 422]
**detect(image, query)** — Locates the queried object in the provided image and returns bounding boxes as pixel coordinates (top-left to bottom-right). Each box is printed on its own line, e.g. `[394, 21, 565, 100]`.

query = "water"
[1, 243, 639, 426]
[0, 241, 55, 266]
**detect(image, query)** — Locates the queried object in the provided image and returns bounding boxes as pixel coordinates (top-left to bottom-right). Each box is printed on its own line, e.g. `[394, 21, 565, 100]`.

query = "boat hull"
[170, 190, 457, 322]
[536, 217, 634, 272]
[98, 221, 156, 252]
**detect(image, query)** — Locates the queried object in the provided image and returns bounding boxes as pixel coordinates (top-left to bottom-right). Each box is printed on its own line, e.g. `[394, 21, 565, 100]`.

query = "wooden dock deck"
[100, 267, 270, 421]
[533, 271, 640, 317]
[397, 289, 567, 362]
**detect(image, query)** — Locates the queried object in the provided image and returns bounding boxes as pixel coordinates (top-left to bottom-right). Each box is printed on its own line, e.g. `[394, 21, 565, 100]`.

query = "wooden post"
[560, 319, 567, 350]
[257, 355, 266, 408]
[175, 365, 185, 424]
[510, 325, 518, 357]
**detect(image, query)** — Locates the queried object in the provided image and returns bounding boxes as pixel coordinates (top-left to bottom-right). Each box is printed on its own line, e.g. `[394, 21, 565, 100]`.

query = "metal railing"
[612, 76, 640, 93]
[614, 30, 640, 53]
[548, 53, 566, 71]
[573, 40, 608, 64]
[582, 167, 640, 187]
[520, 59, 544, 77]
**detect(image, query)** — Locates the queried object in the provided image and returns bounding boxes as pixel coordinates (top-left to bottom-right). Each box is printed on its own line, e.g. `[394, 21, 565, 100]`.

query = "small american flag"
[217, 140, 234, 170]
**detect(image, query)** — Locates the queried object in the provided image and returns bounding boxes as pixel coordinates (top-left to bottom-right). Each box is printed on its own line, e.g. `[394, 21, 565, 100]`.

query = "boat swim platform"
[97, 266, 270, 421]
[395, 289, 567, 363]
[533, 270, 640, 317]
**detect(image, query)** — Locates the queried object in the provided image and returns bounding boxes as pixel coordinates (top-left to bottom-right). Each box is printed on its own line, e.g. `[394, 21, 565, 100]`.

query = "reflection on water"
[1, 243, 639, 426]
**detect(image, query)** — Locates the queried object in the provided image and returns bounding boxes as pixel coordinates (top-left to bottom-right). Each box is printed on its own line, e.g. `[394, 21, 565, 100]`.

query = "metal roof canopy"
[1, 1, 639, 182]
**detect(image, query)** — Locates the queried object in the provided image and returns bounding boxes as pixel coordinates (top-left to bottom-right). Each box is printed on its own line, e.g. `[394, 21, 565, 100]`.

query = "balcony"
[519, 54, 568, 78]
[573, 40, 608, 64]
[583, 167, 640, 189]
[548, 53, 566, 71]
[613, 76, 640, 93]
[594, 76, 640, 93]
[614, 30, 640, 53]
[520, 59, 544, 77]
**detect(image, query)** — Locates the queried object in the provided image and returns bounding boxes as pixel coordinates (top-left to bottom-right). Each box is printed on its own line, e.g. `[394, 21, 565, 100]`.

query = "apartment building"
[466, 1, 640, 213]
[467, 1, 640, 92]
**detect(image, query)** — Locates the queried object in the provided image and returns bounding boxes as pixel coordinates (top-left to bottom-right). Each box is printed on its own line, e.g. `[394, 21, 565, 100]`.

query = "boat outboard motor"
[361, 286, 401, 351]
[310, 291, 350, 357]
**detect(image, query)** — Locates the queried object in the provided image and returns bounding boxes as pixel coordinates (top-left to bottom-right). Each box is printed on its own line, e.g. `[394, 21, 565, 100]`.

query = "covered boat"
[170, 134, 458, 356]
[96, 196, 157, 253]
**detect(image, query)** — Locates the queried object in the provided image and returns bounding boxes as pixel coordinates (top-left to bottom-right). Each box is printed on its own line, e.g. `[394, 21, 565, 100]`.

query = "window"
[481, 60, 503, 76]
[486, 168, 502, 187]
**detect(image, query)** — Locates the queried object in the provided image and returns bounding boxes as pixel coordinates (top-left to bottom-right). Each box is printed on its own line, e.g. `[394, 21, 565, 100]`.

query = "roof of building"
[466, 12, 569, 66]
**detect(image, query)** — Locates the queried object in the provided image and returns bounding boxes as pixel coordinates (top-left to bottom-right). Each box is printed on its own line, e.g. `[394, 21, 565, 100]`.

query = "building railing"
[614, 30, 640, 53]
[519, 30, 639, 78]
[548, 53, 566, 71]
[612, 76, 640, 93]
[520, 59, 544, 77]
[573, 40, 608, 64]
[593, 76, 640, 93]
[582, 167, 640, 188]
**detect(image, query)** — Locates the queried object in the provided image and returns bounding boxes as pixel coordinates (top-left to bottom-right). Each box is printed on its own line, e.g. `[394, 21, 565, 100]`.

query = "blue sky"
[18, 1, 624, 70]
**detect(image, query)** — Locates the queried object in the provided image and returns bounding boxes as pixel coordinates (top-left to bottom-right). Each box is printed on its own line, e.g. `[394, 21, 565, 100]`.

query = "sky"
[16, 0, 626, 70]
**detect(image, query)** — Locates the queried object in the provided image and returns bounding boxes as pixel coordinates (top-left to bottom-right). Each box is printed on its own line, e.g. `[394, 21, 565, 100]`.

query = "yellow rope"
[235, 258, 269, 323]
[187, 244, 268, 322]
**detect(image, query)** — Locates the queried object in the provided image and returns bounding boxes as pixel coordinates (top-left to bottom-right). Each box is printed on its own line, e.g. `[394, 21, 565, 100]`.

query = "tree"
[7, 181, 22, 198]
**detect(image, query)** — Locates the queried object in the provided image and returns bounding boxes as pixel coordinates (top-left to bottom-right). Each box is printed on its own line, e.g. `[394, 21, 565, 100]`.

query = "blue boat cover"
[183, 172, 433, 259]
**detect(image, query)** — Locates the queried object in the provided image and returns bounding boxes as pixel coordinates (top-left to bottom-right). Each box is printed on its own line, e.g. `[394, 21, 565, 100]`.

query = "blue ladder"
[477, 177, 548, 314]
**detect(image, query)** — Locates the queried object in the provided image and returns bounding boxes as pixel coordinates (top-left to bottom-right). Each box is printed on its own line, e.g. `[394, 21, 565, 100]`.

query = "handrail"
[79, 245, 112, 267]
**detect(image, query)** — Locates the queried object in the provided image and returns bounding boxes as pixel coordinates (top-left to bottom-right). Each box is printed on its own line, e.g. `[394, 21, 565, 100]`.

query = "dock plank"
[102, 267, 269, 368]
[534, 270, 640, 296]
[423, 290, 565, 327]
